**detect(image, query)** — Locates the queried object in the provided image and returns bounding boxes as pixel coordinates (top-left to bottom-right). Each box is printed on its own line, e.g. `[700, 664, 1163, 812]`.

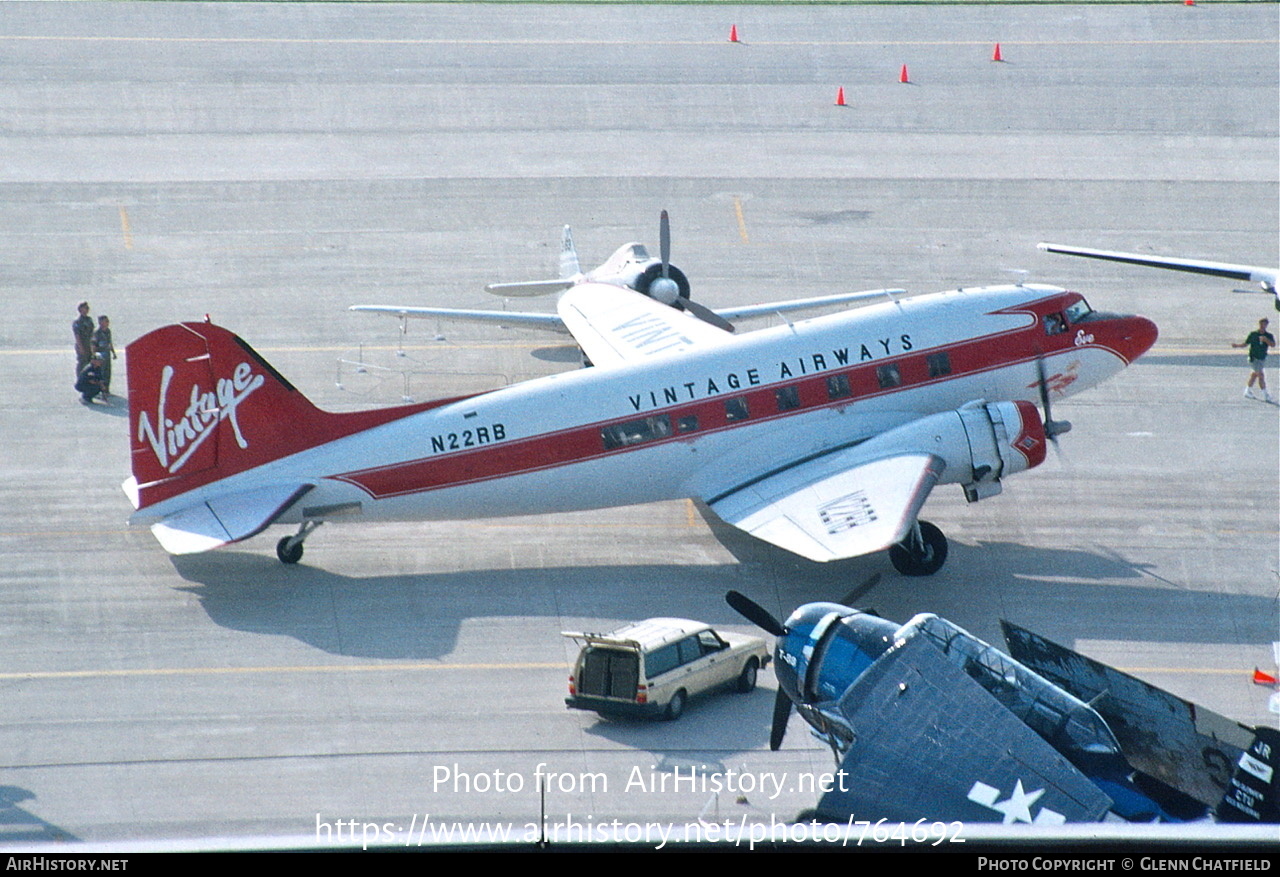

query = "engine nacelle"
[860, 400, 1047, 503]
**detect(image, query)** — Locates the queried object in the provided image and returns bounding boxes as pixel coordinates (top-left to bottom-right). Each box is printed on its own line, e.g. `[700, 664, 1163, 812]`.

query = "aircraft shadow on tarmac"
[170, 546, 1275, 661]
[0, 786, 77, 844]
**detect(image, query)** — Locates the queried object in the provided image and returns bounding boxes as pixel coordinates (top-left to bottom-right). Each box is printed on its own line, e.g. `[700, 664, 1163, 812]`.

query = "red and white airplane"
[123, 230, 1158, 575]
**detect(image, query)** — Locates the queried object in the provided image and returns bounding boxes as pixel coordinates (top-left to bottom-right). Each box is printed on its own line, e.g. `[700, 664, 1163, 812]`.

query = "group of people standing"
[72, 301, 116, 404]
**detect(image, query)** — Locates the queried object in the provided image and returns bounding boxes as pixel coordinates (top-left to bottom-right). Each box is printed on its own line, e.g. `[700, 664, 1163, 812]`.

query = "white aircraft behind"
[1038, 242, 1278, 310]
[350, 212, 910, 344]
[123, 250, 1158, 578]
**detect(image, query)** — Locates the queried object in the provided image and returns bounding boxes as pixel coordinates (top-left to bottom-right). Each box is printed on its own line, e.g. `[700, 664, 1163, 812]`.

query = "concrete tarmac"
[0, 1, 1276, 848]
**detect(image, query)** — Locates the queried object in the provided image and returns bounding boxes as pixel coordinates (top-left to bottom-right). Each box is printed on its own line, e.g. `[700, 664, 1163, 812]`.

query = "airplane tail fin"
[559, 225, 580, 279]
[124, 321, 430, 516]
[1216, 726, 1280, 823]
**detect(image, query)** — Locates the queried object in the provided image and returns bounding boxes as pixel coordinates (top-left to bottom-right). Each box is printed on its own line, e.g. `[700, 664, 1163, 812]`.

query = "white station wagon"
[563, 618, 771, 720]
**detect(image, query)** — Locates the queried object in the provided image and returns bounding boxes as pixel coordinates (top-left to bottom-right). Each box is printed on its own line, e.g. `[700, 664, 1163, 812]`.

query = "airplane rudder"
[126, 321, 318, 503]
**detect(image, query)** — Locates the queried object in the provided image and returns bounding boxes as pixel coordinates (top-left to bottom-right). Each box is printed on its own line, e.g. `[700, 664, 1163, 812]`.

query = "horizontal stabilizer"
[348, 304, 566, 330]
[483, 279, 574, 297]
[710, 452, 943, 563]
[143, 484, 312, 555]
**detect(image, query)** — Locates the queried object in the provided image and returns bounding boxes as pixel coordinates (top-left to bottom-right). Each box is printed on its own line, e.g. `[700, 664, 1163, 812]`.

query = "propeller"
[650, 211, 736, 333]
[648, 210, 681, 306]
[726, 589, 787, 637]
[726, 590, 793, 749]
[769, 688, 793, 751]
[1035, 355, 1073, 448]
[837, 573, 882, 609]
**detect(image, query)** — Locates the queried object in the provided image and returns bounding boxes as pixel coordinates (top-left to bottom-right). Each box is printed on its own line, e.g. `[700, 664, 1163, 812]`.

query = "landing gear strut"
[888, 520, 948, 576]
[276, 520, 323, 564]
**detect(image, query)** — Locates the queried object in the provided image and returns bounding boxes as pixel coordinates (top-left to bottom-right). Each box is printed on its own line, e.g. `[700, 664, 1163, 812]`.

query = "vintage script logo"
[136, 361, 265, 474]
[1073, 328, 1096, 347]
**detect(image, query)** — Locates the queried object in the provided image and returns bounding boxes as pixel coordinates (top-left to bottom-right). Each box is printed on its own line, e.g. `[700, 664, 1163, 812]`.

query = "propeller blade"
[726, 590, 787, 637]
[659, 210, 671, 279]
[837, 573, 882, 608]
[1035, 355, 1072, 443]
[680, 297, 736, 333]
[770, 688, 793, 751]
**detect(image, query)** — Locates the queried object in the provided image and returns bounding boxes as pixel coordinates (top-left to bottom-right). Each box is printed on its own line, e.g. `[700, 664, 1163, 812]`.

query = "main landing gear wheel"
[276, 537, 304, 564]
[888, 520, 948, 576]
[276, 520, 323, 565]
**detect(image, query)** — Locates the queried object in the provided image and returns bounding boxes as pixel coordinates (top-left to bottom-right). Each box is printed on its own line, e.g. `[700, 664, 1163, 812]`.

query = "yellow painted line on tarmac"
[0, 662, 1247, 684]
[118, 206, 133, 251]
[0, 661, 566, 682]
[0, 34, 1272, 48]
[732, 196, 750, 245]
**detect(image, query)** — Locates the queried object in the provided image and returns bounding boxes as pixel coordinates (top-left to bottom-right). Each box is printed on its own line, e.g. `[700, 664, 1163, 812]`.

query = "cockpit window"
[1043, 313, 1067, 335]
[1064, 299, 1093, 324]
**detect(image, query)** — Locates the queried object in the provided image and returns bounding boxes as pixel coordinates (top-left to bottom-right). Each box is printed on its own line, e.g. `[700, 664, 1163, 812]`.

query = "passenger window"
[677, 415, 698, 433]
[725, 397, 749, 422]
[677, 637, 702, 665]
[775, 385, 800, 411]
[601, 414, 673, 450]
[645, 643, 680, 677]
[827, 374, 851, 400]
[1043, 313, 1067, 335]
[876, 364, 901, 389]
[927, 352, 952, 377]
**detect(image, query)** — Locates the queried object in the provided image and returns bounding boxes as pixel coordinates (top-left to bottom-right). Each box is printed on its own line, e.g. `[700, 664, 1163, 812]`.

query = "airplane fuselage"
[132, 284, 1156, 533]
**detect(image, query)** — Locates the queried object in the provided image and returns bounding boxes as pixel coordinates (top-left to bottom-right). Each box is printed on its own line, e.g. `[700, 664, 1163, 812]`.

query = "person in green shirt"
[1233, 317, 1275, 402]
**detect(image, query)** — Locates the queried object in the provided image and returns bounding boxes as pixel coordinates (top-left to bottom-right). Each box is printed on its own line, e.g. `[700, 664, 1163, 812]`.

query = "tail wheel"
[888, 520, 948, 576]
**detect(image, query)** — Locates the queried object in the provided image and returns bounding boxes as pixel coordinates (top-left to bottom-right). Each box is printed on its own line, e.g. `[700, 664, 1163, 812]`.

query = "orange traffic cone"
[992, 43, 1004, 62]
[835, 87, 846, 106]
[729, 25, 740, 43]
[1254, 668, 1278, 686]
[899, 64, 910, 83]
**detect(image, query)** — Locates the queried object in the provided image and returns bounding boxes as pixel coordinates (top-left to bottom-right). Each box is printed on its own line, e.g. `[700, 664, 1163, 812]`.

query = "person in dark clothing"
[72, 301, 94, 380]
[75, 353, 108, 404]
[92, 315, 117, 395]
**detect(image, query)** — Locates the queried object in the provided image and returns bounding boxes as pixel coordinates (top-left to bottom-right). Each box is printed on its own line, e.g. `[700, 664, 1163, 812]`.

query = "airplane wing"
[1037, 243, 1279, 296]
[347, 305, 567, 331]
[713, 288, 906, 321]
[709, 451, 943, 563]
[135, 484, 312, 555]
[1002, 621, 1256, 808]
[815, 633, 1115, 824]
[556, 282, 734, 367]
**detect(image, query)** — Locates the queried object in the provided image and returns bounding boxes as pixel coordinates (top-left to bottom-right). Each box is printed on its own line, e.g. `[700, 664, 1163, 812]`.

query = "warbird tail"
[1216, 726, 1280, 823]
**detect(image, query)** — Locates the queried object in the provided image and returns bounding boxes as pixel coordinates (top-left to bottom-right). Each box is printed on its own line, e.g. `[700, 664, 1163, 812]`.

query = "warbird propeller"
[123, 235, 1156, 571]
